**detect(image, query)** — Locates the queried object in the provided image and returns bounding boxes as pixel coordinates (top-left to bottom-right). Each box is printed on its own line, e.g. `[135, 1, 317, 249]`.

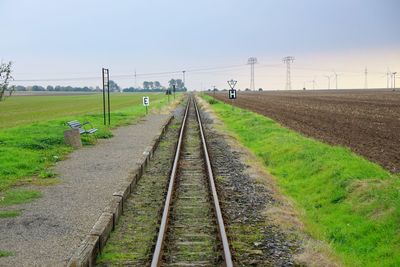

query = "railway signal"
[227, 79, 237, 110]
[143, 96, 149, 114]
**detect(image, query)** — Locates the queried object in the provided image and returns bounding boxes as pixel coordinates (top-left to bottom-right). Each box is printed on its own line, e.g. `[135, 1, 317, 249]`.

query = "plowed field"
[212, 90, 400, 173]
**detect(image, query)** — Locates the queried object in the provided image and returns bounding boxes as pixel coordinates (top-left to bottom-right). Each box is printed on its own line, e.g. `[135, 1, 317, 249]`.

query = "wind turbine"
[332, 70, 342, 89]
[386, 68, 391, 89]
[308, 78, 316, 90]
[324, 75, 332, 89]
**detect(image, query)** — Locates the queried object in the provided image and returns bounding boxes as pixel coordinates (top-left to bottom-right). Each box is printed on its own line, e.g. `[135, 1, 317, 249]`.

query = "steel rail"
[151, 96, 233, 266]
[150, 97, 190, 267]
[193, 97, 233, 267]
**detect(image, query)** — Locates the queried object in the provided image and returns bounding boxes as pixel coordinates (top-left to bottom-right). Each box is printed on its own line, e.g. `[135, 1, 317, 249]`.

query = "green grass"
[203, 95, 400, 267]
[0, 189, 41, 206]
[0, 93, 172, 192]
[0, 93, 163, 129]
[0, 210, 21, 218]
[0, 250, 13, 257]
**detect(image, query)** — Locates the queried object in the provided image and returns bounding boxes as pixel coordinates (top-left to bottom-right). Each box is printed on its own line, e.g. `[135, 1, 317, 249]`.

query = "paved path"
[0, 114, 171, 266]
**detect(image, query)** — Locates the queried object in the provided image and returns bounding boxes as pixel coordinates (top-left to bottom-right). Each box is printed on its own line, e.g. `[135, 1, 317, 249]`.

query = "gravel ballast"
[0, 114, 171, 266]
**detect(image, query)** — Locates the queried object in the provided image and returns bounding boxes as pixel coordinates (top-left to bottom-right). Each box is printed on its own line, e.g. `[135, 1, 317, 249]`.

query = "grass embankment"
[0, 93, 170, 194]
[202, 95, 400, 267]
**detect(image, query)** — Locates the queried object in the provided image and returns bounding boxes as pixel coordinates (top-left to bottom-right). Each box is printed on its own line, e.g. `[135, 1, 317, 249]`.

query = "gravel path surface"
[0, 114, 171, 266]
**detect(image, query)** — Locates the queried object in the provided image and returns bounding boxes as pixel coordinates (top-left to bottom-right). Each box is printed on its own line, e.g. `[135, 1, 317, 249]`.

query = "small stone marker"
[64, 128, 82, 148]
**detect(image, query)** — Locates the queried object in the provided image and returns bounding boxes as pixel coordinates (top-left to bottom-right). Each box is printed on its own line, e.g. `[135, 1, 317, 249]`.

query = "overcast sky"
[1, 0, 399, 90]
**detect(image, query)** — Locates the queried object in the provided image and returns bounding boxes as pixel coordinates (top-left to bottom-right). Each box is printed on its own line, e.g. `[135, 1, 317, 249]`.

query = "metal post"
[102, 68, 106, 125]
[107, 72, 111, 125]
[173, 84, 176, 100]
[146, 105, 148, 115]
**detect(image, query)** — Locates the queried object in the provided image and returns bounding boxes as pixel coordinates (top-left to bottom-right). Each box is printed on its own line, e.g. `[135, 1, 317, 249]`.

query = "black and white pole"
[227, 79, 237, 110]
[102, 68, 110, 126]
[143, 96, 150, 115]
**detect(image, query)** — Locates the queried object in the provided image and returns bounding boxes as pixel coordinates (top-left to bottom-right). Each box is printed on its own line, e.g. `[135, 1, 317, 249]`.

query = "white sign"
[143, 96, 150, 106]
[229, 89, 237, 99]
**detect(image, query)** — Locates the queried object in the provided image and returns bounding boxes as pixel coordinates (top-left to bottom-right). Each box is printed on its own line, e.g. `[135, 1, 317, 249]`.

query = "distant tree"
[47, 85, 54, 91]
[15, 85, 26, 91]
[109, 80, 120, 92]
[143, 81, 150, 90]
[176, 79, 184, 89]
[0, 61, 14, 101]
[32, 85, 45, 91]
[168, 79, 176, 88]
[245, 88, 251, 91]
[154, 81, 161, 88]
[258, 88, 263, 91]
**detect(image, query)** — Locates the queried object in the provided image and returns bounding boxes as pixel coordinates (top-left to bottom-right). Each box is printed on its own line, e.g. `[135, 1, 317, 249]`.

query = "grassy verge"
[0, 93, 172, 192]
[202, 95, 400, 266]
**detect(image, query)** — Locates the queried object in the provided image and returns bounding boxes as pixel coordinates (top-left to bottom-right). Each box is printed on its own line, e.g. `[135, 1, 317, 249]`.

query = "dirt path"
[213, 90, 400, 173]
[0, 114, 171, 266]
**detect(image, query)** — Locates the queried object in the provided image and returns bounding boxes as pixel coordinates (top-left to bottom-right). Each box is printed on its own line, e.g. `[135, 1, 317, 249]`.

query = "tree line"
[10, 79, 187, 93]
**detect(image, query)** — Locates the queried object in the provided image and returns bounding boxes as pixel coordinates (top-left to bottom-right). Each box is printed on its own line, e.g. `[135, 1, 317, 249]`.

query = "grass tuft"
[0, 189, 41, 206]
[0, 210, 21, 218]
[0, 250, 13, 257]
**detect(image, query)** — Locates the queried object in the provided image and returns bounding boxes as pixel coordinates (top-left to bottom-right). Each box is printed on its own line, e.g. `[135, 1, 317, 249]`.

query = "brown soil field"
[212, 89, 400, 173]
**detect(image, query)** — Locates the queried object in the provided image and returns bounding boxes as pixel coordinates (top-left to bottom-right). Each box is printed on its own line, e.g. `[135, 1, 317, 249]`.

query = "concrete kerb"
[67, 113, 175, 267]
[67, 235, 99, 267]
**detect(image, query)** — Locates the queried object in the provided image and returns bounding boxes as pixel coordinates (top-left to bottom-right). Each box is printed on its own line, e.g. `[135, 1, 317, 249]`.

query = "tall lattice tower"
[247, 57, 258, 90]
[283, 56, 295, 90]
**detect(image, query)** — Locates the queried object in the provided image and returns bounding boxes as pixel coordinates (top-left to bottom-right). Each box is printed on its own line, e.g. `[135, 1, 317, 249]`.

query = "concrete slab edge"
[67, 113, 175, 267]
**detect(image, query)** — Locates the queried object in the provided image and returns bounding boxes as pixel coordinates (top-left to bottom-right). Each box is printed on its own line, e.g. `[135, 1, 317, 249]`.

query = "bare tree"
[0, 61, 14, 101]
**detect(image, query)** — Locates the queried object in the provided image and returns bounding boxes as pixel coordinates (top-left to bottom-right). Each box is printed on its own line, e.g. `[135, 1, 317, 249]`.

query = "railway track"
[151, 96, 233, 267]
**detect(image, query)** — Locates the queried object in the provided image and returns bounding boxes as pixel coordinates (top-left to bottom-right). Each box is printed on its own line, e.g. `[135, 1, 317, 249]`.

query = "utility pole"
[134, 69, 137, 88]
[182, 70, 186, 89]
[213, 85, 216, 97]
[324, 75, 331, 89]
[247, 57, 258, 91]
[283, 56, 295, 90]
[364, 67, 368, 89]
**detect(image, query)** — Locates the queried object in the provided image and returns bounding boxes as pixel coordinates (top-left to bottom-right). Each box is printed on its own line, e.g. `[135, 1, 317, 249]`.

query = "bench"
[67, 120, 98, 135]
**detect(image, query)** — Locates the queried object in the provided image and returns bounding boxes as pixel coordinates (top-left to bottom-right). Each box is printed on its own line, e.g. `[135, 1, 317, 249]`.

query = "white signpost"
[227, 79, 237, 109]
[228, 89, 237, 99]
[143, 96, 150, 114]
